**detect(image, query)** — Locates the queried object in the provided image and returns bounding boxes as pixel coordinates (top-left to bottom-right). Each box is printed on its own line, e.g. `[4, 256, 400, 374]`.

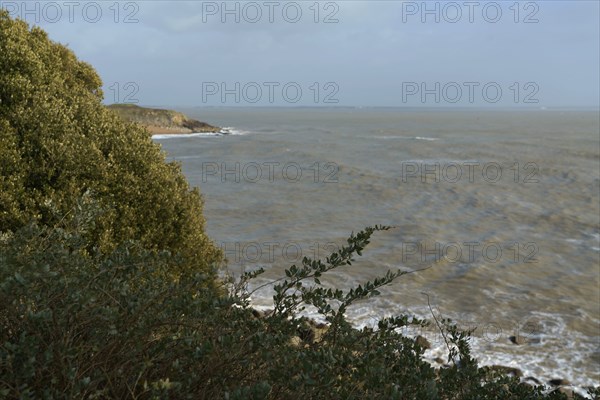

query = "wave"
[220, 127, 249, 135]
[241, 276, 598, 399]
[401, 158, 482, 164]
[153, 132, 222, 140]
[152, 127, 247, 140]
[249, 294, 598, 398]
[372, 136, 439, 141]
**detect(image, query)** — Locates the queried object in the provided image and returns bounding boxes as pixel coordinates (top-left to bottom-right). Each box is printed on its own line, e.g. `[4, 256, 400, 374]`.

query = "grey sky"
[3, 1, 599, 107]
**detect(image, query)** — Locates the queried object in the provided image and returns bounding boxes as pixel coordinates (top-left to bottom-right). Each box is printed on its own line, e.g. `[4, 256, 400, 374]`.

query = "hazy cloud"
[3, 0, 598, 107]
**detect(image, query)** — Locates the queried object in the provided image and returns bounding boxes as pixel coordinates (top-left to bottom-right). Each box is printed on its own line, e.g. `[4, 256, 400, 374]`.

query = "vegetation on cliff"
[1, 11, 597, 400]
[107, 103, 221, 135]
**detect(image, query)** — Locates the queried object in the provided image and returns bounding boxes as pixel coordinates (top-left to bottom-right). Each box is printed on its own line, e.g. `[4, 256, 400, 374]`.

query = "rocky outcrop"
[107, 104, 222, 135]
[415, 335, 432, 349]
[250, 308, 328, 347]
[483, 365, 523, 378]
[548, 378, 571, 386]
[509, 335, 526, 345]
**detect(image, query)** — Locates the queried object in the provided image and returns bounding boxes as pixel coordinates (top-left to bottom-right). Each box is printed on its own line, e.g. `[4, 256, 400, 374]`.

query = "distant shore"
[107, 104, 222, 135]
[144, 125, 209, 135]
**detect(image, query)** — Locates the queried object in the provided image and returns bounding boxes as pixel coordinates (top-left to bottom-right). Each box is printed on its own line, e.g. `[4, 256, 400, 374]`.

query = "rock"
[517, 381, 533, 390]
[309, 320, 327, 329]
[312, 324, 329, 343]
[415, 335, 431, 349]
[551, 387, 574, 399]
[509, 335, 526, 345]
[296, 319, 329, 345]
[289, 336, 303, 347]
[297, 325, 316, 344]
[434, 357, 445, 364]
[524, 376, 542, 385]
[485, 365, 523, 378]
[107, 104, 221, 135]
[548, 378, 571, 386]
[250, 308, 273, 319]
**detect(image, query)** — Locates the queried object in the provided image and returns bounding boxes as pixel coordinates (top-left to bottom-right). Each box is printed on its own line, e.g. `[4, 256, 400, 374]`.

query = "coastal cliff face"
[107, 104, 221, 134]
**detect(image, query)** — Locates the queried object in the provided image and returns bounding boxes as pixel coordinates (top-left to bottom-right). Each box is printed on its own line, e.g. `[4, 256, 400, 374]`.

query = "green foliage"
[1, 208, 592, 398]
[0, 201, 229, 398]
[0, 10, 222, 281]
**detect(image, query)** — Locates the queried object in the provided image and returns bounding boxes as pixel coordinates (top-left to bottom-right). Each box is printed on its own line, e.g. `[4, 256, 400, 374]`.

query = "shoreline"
[107, 104, 223, 136]
[147, 125, 232, 137]
[144, 125, 221, 135]
[249, 305, 596, 398]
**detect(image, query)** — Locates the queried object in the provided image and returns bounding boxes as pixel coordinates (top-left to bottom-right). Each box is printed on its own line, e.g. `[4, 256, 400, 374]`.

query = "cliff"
[107, 104, 221, 135]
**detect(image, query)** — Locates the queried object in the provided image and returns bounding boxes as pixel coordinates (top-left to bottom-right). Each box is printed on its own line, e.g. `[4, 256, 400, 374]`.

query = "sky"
[2, 0, 599, 107]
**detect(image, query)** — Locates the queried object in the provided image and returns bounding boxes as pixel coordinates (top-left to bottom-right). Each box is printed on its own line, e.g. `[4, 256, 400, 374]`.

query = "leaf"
[14, 272, 25, 285]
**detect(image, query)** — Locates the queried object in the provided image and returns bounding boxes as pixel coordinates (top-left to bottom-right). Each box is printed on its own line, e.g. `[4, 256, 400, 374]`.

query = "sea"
[153, 107, 600, 394]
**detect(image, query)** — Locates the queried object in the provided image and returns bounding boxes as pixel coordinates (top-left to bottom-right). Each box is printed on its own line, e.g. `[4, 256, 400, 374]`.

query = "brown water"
[155, 108, 600, 392]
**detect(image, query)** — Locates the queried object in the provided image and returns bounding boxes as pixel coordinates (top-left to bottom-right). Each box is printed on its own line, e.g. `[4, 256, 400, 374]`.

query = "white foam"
[566, 238, 584, 245]
[220, 127, 248, 135]
[152, 127, 248, 139]
[246, 295, 598, 397]
[152, 131, 223, 140]
[372, 136, 439, 141]
[401, 158, 482, 165]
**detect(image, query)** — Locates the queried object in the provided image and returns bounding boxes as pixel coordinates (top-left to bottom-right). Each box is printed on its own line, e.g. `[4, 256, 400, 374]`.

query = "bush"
[1, 209, 590, 398]
[0, 198, 228, 398]
[0, 10, 222, 282]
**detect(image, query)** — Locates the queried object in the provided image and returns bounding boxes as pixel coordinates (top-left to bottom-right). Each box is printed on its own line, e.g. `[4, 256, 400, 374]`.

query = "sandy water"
[155, 108, 600, 392]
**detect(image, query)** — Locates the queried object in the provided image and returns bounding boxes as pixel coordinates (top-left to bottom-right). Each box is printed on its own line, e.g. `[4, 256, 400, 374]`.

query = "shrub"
[0, 10, 222, 282]
[1, 211, 590, 398]
[0, 198, 227, 398]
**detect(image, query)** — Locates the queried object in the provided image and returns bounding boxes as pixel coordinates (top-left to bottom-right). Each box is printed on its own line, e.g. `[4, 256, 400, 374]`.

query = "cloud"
[14, 0, 598, 107]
